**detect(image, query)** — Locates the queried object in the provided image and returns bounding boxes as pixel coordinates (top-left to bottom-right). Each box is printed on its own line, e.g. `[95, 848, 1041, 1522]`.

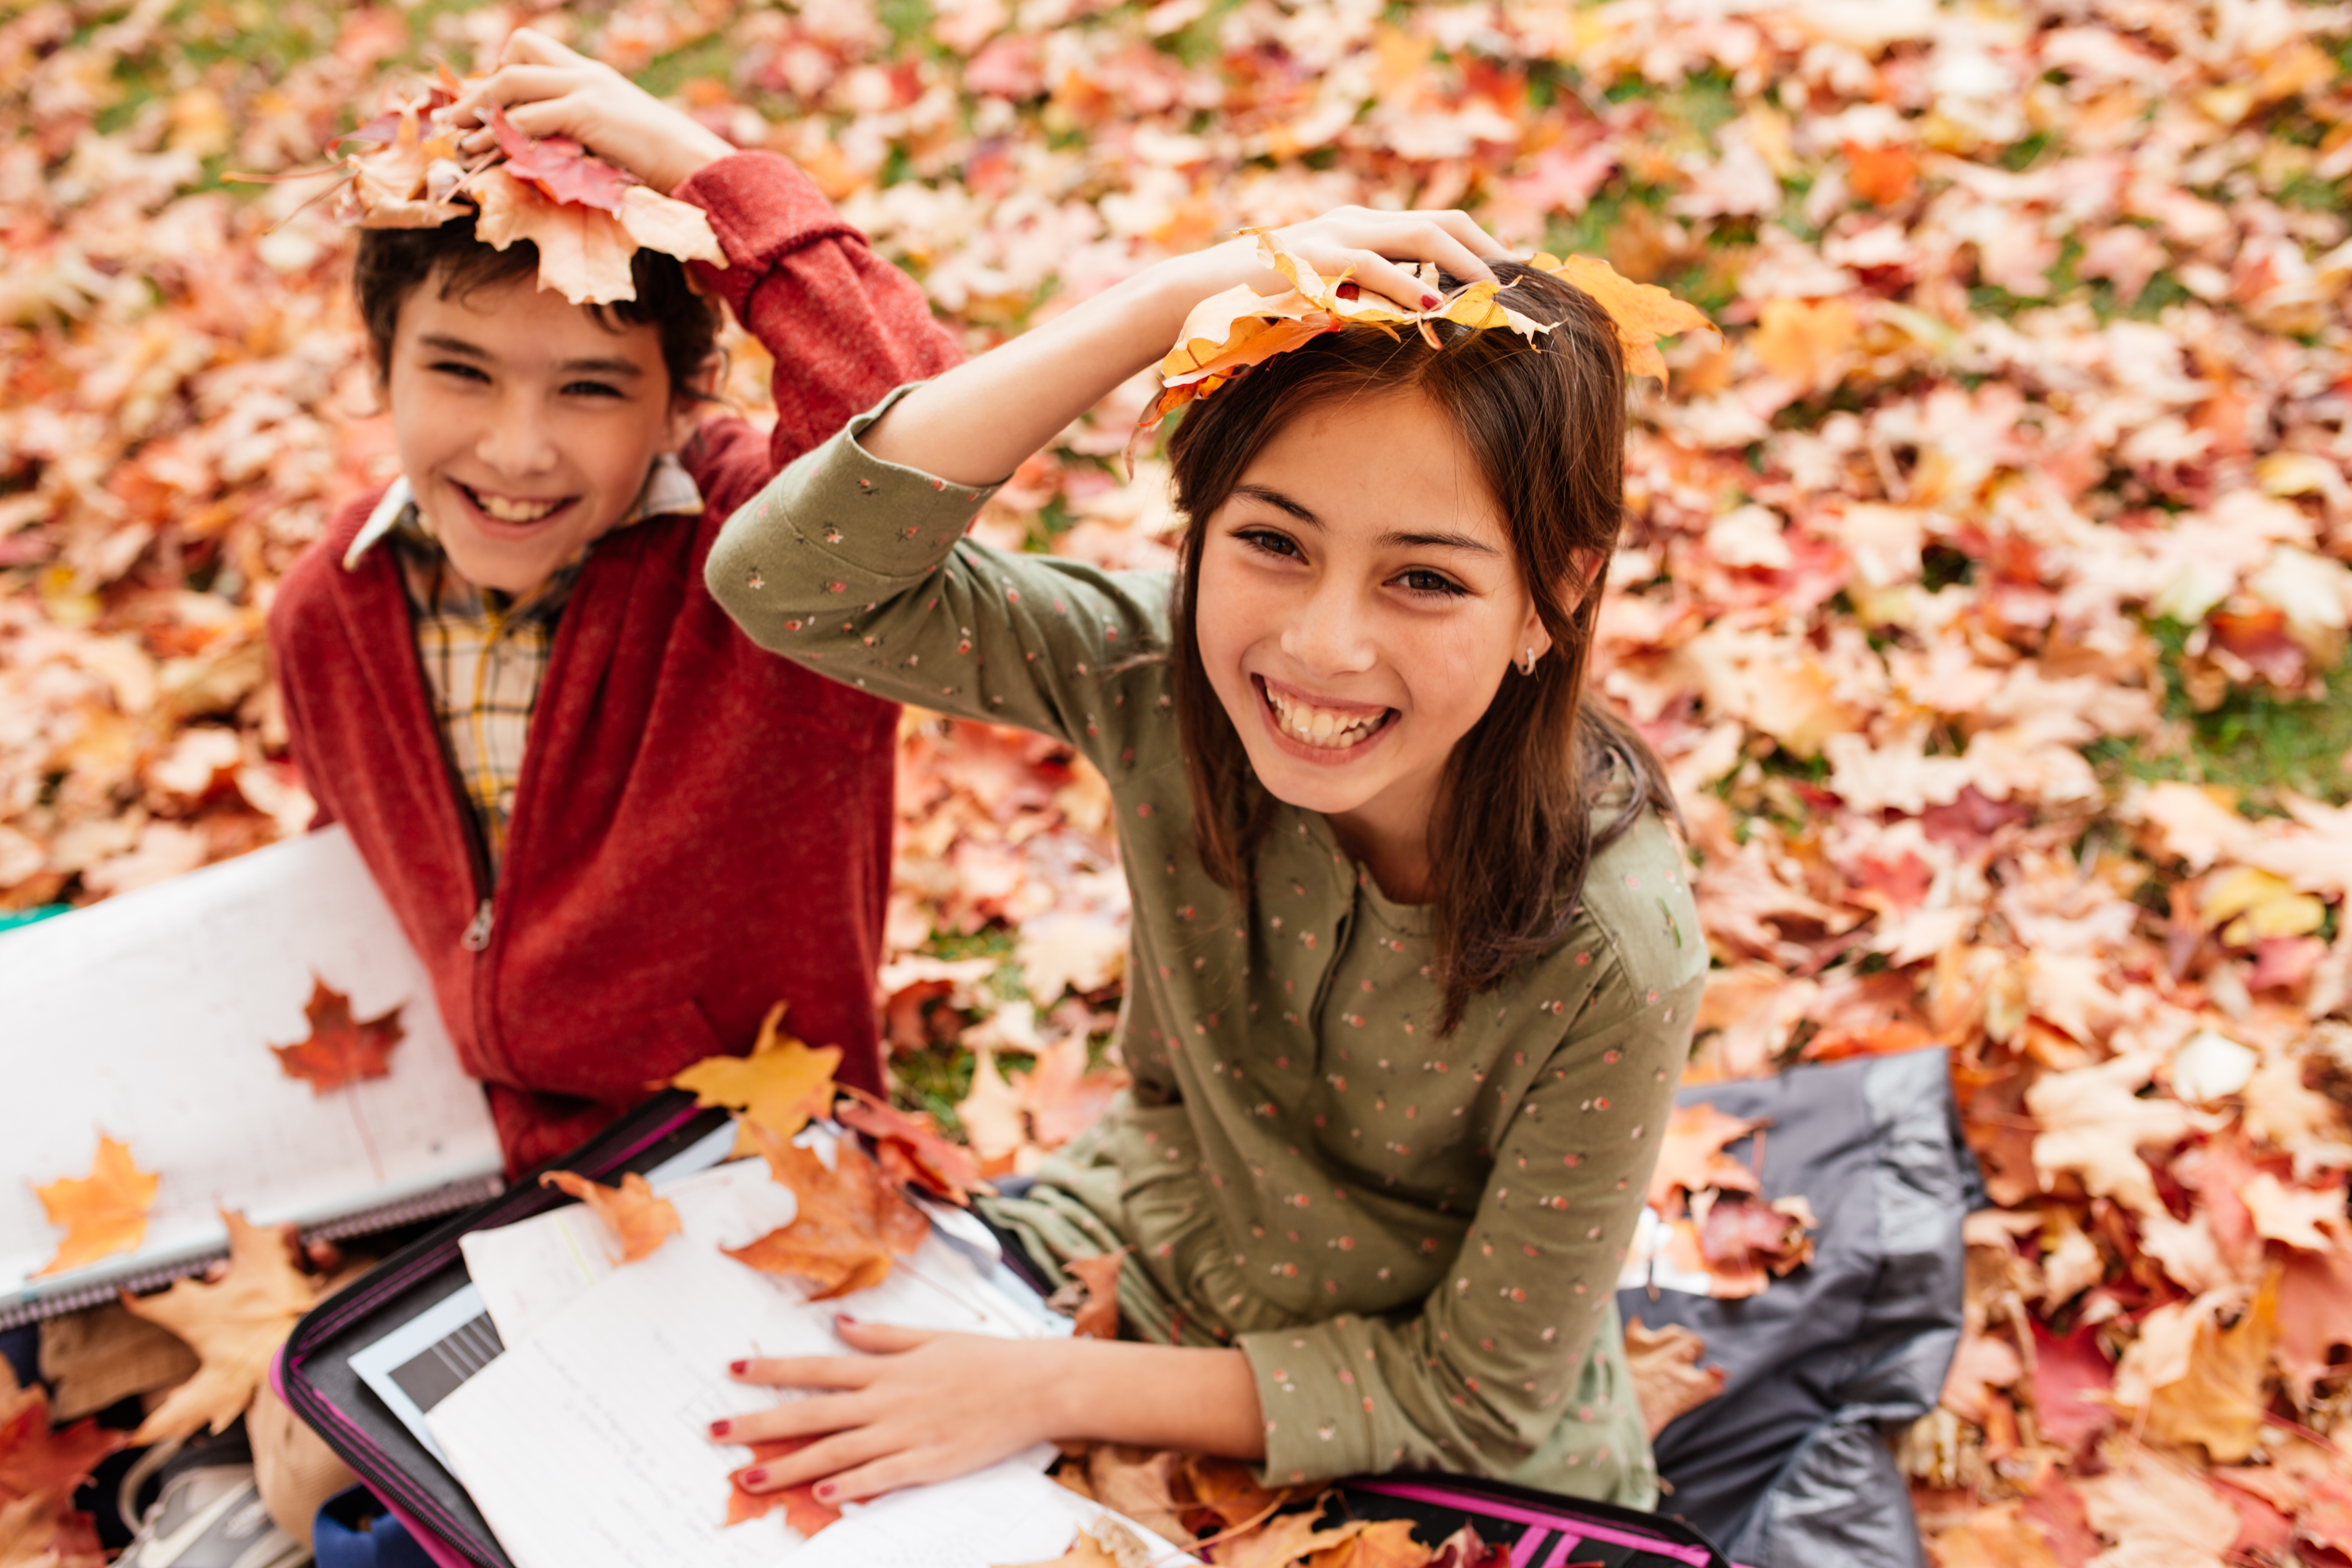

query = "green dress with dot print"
[709, 388, 1707, 1505]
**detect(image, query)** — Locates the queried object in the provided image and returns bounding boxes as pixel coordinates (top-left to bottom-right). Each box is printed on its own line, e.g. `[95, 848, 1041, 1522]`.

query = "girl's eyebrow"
[1234, 484, 1497, 555]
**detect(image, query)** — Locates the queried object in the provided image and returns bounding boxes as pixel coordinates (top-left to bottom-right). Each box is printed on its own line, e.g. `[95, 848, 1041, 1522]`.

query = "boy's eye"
[1396, 568, 1468, 598]
[562, 380, 627, 399]
[429, 360, 490, 383]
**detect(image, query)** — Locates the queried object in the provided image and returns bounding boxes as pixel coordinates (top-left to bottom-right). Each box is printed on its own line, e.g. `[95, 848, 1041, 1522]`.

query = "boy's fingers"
[730, 1354, 875, 1389]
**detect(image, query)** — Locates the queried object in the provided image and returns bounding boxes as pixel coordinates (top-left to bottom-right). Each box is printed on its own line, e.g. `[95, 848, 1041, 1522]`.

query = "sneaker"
[120, 1422, 310, 1568]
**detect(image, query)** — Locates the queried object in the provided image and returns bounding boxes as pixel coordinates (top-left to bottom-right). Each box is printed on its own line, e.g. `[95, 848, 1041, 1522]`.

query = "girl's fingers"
[1314, 250, 1445, 312]
[742, 1428, 892, 1493]
[833, 1319, 936, 1354]
[464, 64, 587, 111]
[1336, 214, 1500, 284]
[497, 27, 590, 68]
[804, 1450, 931, 1505]
[731, 1353, 877, 1390]
[709, 1391, 860, 1446]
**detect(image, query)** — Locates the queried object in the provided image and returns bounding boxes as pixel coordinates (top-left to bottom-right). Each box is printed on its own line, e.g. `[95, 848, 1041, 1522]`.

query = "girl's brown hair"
[1164, 260, 1677, 1033]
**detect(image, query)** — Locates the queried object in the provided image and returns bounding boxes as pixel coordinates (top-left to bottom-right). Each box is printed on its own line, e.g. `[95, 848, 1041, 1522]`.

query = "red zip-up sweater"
[268, 152, 961, 1176]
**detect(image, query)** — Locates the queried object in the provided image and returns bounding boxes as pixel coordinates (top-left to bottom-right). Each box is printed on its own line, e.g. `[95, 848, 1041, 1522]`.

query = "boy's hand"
[454, 29, 736, 195]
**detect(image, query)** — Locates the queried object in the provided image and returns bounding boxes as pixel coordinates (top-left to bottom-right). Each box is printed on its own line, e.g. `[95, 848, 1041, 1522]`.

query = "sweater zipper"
[462, 898, 494, 951]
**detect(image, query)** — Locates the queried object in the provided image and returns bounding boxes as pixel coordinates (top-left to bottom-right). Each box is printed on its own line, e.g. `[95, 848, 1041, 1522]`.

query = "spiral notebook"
[0, 825, 505, 1327]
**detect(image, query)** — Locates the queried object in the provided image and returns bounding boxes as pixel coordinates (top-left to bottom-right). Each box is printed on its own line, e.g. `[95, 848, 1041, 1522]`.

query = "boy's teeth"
[1265, 684, 1383, 750]
[475, 491, 560, 522]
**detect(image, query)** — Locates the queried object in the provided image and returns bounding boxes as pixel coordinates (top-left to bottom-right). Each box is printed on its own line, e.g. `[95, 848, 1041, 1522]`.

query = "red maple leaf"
[484, 102, 637, 213]
[724, 1437, 842, 1536]
[270, 978, 405, 1094]
[836, 1088, 988, 1207]
[0, 1383, 125, 1506]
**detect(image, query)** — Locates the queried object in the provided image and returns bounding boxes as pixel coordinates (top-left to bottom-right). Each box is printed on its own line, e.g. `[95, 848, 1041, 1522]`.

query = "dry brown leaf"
[539, 1170, 682, 1264]
[1305, 1518, 1428, 1568]
[1623, 1316, 1725, 1438]
[671, 1004, 842, 1145]
[36, 1301, 200, 1421]
[31, 1135, 161, 1277]
[724, 1124, 928, 1299]
[270, 977, 405, 1095]
[1064, 1251, 1124, 1341]
[1751, 297, 1858, 391]
[1645, 1101, 1766, 1219]
[723, 1437, 842, 1536]
[123, 1209, 320, 1443]
[1083, 1446, 1190, 1547]
[2141, 1278, 2278, 1464]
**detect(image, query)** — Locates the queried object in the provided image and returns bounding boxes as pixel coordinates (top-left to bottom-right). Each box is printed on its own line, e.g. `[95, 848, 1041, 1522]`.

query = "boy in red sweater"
[269, 32, 960, 1178]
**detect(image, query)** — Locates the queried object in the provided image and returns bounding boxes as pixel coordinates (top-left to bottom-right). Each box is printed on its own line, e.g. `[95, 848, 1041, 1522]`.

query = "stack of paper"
[425, 1147, 1190, 1568]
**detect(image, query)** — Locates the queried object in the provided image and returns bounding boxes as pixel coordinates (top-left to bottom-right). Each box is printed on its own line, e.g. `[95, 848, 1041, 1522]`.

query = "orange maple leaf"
[123, 1209, 320, 1443]
[31, 1135, 160, 1277]
[671, 1004, 842, 1146]
[1063, 1251, 1124, 1342]
[1529, 252, 1718, 385]
[1623, 1317, 1725, 1439]
[723, 1436, 842, 1536]
[836, 1087, 988, 1207]
[271, 977, 405, 1095]
[1644, 1101, 1766, 1221]
[539, 1170, 682, 1264]
[724, 1124, 928, 1300]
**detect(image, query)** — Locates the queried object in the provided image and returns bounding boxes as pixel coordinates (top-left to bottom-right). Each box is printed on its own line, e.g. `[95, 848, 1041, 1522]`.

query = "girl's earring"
[1519, 647, 1537, 677]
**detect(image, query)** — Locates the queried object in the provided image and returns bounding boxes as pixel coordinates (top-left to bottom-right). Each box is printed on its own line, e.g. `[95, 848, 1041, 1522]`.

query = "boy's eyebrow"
[415, 334, 644, 378]
[1234, 486, 1496, 555]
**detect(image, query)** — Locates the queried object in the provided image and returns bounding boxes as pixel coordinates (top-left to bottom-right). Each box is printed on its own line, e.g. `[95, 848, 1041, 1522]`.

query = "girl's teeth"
[1265, 685, 1382, 749]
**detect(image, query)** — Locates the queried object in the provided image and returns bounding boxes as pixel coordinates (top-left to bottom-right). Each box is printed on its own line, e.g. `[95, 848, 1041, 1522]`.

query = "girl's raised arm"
[858, 209, 1510, 486]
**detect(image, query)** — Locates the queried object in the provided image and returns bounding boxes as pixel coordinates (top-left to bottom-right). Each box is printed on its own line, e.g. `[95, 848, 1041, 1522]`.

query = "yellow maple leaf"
[124, 1210, 319, 1443]
[2143, 1277, 2279, 1463]
[1530, 252, 1719, 384]
[669, 1002, 841, 1143]
[32, 1136, 160, 1277]
[2201, 865, 2326, 946]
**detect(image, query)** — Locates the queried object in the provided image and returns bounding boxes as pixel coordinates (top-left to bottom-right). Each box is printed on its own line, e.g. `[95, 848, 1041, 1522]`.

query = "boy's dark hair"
[354, 214, 722, 397]
[1165, 260, 1678, 1035]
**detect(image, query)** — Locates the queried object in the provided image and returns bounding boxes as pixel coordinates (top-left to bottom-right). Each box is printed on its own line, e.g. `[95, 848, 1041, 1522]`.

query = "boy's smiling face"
[384, 268, 697, 595]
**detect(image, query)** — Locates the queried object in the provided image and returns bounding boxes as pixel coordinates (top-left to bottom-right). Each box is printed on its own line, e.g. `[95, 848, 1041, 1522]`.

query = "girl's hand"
[713, 1320, 1065, 1504]
[1160, 206, 1515, 323]
[452, 29, 735, 194]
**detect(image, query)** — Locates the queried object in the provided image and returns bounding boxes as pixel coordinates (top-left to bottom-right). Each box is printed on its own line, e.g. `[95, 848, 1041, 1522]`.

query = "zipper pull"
[461, 898, 494, 952]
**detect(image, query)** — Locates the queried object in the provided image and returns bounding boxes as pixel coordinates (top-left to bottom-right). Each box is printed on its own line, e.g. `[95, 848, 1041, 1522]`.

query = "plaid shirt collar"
[341, 455, 704, 578]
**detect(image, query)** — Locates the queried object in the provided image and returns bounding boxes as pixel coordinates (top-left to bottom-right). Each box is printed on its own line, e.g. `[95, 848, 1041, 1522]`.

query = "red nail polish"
[709, 1420, 732, 1437]
[815, 1482, 837, 1500]
[1421, 292, 1441, 309]
[729, 1360, 749, 1375]
[835, 1313, 855, 1326]
[743, 1468, 767, 1486]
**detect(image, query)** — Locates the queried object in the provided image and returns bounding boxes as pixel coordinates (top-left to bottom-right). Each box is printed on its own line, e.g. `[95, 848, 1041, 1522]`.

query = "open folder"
[0, 826, 504, 1328]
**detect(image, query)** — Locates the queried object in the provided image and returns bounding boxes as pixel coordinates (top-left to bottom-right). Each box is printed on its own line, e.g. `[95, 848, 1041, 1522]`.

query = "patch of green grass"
[633, 33, 739, 100]
[2091, 620, 2352, 805]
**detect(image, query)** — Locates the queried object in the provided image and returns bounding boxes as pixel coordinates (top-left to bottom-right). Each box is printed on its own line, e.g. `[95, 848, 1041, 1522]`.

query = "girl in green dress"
[704, 207, 1706, 1510]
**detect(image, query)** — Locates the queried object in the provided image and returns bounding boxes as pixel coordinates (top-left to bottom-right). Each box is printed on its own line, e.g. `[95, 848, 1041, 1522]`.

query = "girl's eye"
[1397, 568, 1468, 599]
[430, 361, 489, 383]
[1236, 528, 1303, 561]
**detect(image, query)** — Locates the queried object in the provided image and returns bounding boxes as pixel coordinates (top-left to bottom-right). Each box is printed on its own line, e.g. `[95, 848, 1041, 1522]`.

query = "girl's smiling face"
[385, 270, 698, 595]
[1194, 389, 1551, 892]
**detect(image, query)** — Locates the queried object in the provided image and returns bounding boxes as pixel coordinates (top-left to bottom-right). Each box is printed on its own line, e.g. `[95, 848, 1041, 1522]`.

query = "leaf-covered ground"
[5, 0, 2352, 1560]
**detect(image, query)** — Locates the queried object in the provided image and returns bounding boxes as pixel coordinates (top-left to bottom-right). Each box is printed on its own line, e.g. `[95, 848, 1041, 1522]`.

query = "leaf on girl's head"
[539, 1170, 682, 1263]
[1623, 1317, 1726, 1439]
[32, 1136, 160, 1277]
[271, 977, 405, 1094]
[836, 1088, 989, 1206]
[123, 1210, 320, 1443]
[669, 1003, 842, 1144]
[723, 1437, 842, 1535]
[724, 1125, 928, 1298]
[1528, 253, 1717, 385]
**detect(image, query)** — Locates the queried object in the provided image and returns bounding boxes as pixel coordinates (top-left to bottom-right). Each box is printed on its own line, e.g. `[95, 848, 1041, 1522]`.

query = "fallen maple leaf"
[724, 1124, 928, 1299]
[1306, 1518, 1429, 1568]
[2024, 1054, 2193, 1217]
[1644, 1101, 1766, 1219]
[1425, 1526, 1510, 1568]
[2140, 1279, 2278, 1464]
[724, 1436, 842, 1536]
[1623, 1317, 1726, 1438]
[1000, 1518, 1156, 1568]
[671, 1003, 842, 1145]
[0, 1490, 108, 1568]
[1062, 1251, 1125, 1341]
[0, 1376, 125, 1518]
[2273, 1246, 2352, 1406]
[1751, 297, 1858, 392]
[123, 1209, 320, 1443]
[837, 1087, 989, 1206]
[1083, 1446, 1191, 1547]
[539, 1170, 682, 1263]
[31, 1134, 160, 1276]
[1217, 1510, 1378, 1568]
[270, 976, 405, 1094]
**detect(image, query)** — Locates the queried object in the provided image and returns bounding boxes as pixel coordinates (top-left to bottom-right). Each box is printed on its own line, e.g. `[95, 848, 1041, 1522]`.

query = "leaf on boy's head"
[483, 103, 637, 213]
[725, 1128, 929, 1298]
[31, 1135, 160, 1277]
[835, 1088, 989, 1206]
[472, 167, 641, 305]
[1527, 253, 1717, 385]
[123, 1209, 320, 1444]
[670, 1003, 842, 1142]
[271, 977, 406, 1095]
[539, 1170, 682, 1264]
